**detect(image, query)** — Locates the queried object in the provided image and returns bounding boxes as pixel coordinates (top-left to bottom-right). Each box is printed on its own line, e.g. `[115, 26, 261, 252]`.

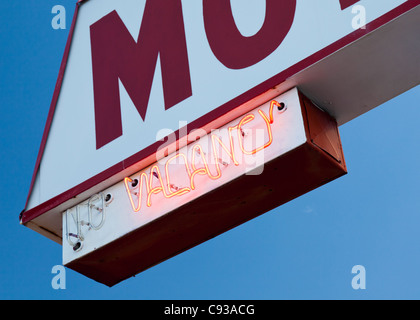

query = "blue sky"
[0, 1, 419, 300]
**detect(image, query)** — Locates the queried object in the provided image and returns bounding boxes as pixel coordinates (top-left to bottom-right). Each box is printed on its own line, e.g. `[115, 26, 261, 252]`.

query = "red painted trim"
[21, 0, 420, 224]
[339, 0, 361, 10]
[23, 2, 82, 211]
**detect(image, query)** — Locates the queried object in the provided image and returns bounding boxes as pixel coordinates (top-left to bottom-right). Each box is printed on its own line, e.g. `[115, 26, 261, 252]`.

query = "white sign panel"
[22, 0, 417, 235]
[62, 88, 306, 264]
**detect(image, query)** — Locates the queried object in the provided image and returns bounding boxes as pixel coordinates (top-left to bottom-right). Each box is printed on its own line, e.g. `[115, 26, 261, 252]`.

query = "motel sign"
[20, 0, 420, 286]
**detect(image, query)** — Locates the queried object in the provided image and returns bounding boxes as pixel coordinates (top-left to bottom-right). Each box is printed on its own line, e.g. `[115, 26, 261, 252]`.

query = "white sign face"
[23, 0, 416, 229]
[62, 88, 306, 264]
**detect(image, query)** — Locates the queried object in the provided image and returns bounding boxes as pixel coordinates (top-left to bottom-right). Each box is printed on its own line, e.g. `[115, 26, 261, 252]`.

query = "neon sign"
[123, 100, 285, 213]
[61, 88, 347, 287]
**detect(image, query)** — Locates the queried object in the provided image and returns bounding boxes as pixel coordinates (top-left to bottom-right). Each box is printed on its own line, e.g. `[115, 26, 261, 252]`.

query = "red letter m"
[339, 0, 360, 10]
[90, 0, 192, 149]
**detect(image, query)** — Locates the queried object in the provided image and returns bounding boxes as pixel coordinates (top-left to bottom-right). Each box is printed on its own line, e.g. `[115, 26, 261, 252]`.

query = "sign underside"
[20, 0, 419, 285]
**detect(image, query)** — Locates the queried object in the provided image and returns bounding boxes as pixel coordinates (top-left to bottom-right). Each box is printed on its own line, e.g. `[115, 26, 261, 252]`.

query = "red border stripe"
[21, 0, 420, 224]
[23, 2, 82, 210]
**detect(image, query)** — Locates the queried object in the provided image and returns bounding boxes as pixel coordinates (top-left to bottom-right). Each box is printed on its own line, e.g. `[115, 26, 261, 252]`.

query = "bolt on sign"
[20, 0, 419, 286]
[61, 88, 347, 286]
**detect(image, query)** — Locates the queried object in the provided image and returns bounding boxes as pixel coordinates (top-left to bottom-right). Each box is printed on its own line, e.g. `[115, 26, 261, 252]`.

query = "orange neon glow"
[124, 173, 151, 212]
[237, 109, 273, 155]
[210, 132, 240, 177]
[164, 153, 191, 197]
[190, 144, 213, 190]
[147, 165, 167, 206]
[268, 100, 281, 124]
[124, 99, 283, 213]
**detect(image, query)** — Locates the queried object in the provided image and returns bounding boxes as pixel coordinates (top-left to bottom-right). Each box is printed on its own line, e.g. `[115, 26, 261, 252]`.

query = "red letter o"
[203, 0, 297, 69]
